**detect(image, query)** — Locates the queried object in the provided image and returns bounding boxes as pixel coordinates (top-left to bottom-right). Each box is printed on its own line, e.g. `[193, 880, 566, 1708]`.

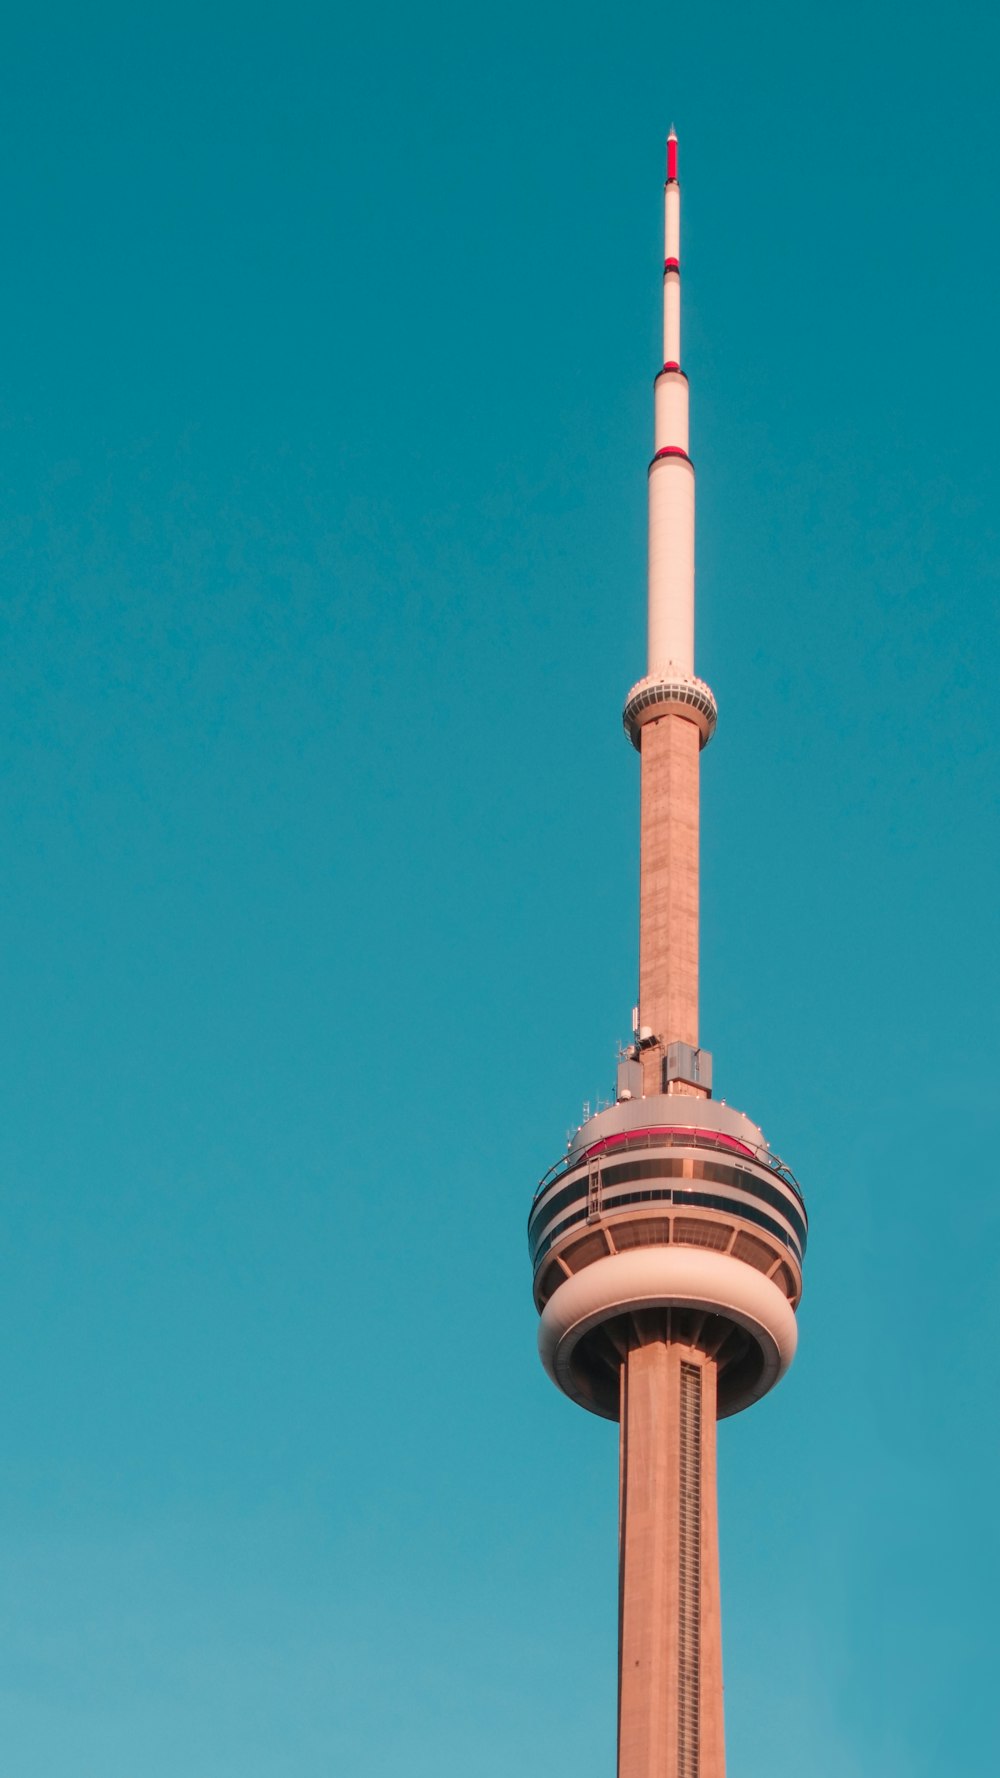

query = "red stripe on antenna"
[667, 134, 678, 182]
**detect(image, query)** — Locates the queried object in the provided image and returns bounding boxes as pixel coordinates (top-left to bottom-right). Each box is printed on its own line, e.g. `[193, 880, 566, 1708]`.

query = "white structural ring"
[623, 672, 717, 750]
[538, 1247, 798, 1420]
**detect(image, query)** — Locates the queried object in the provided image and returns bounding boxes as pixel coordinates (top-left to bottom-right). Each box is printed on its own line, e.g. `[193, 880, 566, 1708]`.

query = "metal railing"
[531, 1125, 804, 1212]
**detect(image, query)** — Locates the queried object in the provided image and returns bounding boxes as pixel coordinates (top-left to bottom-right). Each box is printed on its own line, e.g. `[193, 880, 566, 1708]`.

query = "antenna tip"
[668, 124, 678, 139]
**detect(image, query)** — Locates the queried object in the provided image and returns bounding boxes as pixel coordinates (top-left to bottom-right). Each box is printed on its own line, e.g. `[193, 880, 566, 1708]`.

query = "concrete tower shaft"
[618, 1343, 725, 1778]
[529, 129, 805, 1778]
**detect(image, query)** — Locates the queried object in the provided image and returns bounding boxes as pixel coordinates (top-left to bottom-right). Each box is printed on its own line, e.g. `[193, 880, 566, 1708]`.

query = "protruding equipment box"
[616, 1054, 644, 1101]
[663, 1041, 712, 1093]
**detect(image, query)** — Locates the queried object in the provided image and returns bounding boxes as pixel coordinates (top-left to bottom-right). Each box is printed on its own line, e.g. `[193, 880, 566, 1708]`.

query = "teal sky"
[0, 2, 998, 1773]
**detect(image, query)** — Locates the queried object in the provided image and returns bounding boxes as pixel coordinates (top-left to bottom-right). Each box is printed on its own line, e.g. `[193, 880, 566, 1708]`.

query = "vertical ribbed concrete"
[638, 712, 701, 1095]
[618, 1342, 725, 1778]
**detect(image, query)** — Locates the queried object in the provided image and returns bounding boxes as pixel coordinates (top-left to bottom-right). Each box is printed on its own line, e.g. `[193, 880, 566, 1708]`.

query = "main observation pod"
[529, 1096, 805, 1421]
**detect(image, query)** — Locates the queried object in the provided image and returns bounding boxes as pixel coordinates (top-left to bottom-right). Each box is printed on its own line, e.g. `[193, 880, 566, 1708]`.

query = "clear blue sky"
[0, 2, 997, 1773]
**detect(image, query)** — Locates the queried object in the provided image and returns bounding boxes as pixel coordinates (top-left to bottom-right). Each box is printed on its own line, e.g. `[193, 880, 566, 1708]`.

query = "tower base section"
[618, 1341, 725, 1778]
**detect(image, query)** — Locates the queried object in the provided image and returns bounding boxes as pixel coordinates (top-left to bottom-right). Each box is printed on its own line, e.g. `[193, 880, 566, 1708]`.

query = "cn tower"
[528, 131, 807, 1777]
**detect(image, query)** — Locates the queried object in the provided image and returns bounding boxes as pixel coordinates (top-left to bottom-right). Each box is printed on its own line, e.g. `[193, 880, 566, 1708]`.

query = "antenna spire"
[663, 129, 681, 365]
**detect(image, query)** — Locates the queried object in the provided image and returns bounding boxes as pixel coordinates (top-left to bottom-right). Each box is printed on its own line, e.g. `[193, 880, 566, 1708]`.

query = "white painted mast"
[648, 126, 695, 679]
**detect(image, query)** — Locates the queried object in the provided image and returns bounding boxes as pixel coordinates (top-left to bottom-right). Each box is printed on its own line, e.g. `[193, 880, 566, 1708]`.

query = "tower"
[528, 132, 807, 1778]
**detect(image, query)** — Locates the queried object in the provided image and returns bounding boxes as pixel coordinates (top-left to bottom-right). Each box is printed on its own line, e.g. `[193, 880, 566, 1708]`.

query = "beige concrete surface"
[639, 712, 702, 1094]
[618, 1341, 725, 1778]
